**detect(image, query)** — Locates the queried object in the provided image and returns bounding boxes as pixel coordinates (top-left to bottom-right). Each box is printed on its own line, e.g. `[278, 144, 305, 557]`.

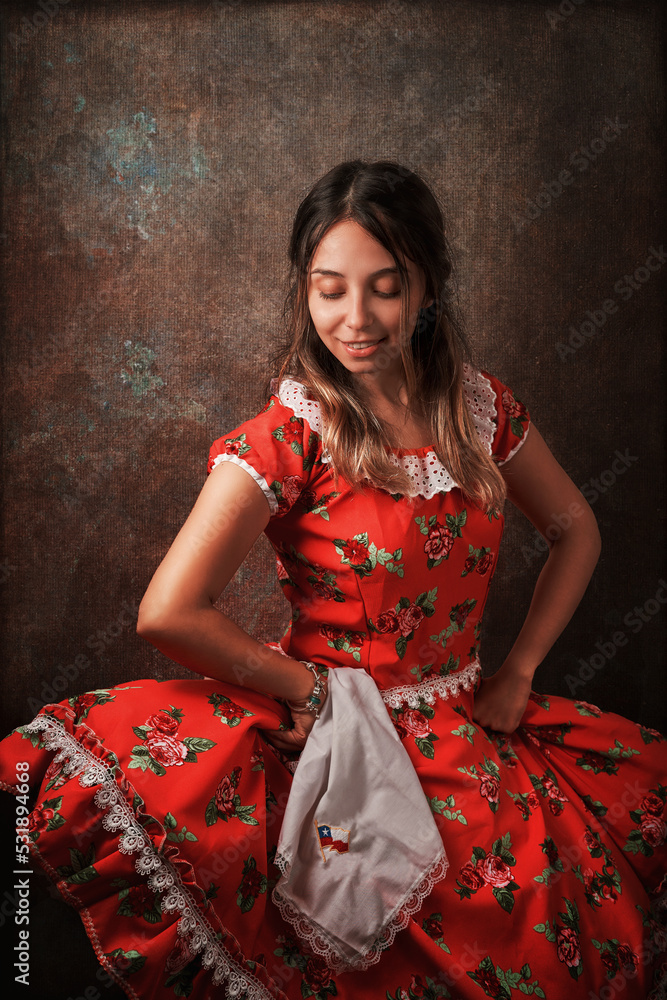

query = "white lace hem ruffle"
[379, 658, 482, 709]
[21, 714, 277, 1000]
[271, 848, 449, 975]
[269, 365, 528, 498]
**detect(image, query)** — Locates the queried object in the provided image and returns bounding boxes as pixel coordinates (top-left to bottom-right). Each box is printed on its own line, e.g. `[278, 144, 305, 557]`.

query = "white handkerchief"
[272, 667, 449, 973]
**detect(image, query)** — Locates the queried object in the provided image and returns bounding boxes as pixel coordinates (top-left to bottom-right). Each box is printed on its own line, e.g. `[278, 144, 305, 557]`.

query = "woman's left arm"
[471, 422, 602, 733]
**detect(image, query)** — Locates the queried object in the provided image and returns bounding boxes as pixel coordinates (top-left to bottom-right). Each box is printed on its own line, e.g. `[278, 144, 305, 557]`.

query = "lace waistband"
[378, 659, 482, 709]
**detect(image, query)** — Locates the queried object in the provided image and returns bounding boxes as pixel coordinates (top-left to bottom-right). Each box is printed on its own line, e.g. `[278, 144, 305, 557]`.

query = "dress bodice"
[207, 365, 530, 699]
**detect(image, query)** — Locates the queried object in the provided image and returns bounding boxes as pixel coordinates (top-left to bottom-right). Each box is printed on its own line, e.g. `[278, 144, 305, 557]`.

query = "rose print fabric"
[1, 366, 666, 1000]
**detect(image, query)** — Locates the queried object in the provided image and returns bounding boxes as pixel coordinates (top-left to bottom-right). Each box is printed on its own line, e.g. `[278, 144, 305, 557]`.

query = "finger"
[263, 736, 301, 752]
[267, 739, 303, 752]
[262, 726, 299, 741]
[262, 727, 289, 739]
[261, 729, 305, 751]
[261, 729, 296, 745]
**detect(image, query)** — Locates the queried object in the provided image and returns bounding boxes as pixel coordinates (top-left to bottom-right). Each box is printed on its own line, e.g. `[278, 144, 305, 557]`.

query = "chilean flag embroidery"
[315, 820, 350, 861]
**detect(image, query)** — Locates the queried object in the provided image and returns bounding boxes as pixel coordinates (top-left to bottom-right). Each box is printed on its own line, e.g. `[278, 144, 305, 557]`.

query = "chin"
[339, 357, 381, 372]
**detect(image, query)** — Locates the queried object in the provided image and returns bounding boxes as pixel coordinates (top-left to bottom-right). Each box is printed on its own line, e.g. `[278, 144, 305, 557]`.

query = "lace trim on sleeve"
[21, 713, 279, 1000]
[497, 420, 531, 466]
[210, 453, 279, 515]
[269, 367, 499, 498]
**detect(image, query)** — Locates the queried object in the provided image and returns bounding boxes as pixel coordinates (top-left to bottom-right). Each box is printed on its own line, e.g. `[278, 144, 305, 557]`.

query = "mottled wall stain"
[120, 341, 164, 398]
[0, 0, 664, 744]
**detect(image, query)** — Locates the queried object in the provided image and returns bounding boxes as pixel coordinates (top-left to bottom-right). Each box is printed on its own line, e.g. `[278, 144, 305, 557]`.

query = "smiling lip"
[341, 337, 386, 357]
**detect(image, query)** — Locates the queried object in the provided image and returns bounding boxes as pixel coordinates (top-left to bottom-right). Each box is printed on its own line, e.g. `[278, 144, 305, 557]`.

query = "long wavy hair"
[263, 159, 507, 514]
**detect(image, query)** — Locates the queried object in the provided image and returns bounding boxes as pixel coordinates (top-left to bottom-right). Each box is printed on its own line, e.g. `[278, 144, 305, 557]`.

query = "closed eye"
[318, 291, 400, 300]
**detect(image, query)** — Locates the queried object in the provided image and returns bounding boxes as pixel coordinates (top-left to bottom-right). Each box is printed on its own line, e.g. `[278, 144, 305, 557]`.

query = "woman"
[2, 160, 665, 999]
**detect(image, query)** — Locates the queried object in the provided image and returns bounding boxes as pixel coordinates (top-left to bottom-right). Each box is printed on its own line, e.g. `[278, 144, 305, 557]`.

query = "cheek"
[307, 295, 321, 322]
[308, 301, 334, 336]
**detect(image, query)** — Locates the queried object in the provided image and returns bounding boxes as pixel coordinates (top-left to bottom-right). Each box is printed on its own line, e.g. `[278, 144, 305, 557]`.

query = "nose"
[344, 292, 373, 332]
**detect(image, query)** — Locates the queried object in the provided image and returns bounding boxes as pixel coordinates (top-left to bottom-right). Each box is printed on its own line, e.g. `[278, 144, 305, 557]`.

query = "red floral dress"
[1, 366, 666, 1000]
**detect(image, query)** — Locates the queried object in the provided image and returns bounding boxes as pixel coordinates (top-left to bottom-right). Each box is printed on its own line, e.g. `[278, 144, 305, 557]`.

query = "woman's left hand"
[472, 664, 533, 734]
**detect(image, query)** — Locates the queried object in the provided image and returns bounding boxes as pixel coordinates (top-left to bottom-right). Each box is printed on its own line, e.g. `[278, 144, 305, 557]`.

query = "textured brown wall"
[1, 0, 665, 747]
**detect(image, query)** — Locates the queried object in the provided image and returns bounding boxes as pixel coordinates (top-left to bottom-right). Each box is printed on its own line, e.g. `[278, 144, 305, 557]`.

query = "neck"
[353, 370, 411, 414]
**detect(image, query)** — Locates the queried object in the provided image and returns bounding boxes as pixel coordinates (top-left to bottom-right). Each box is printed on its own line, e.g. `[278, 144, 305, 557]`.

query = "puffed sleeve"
[481, 369, 531, 465]
[207, 394, 321, 518]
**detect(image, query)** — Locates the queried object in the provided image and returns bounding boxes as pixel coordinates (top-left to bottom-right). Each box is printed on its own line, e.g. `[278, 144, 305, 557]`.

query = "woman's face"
[306, 219, 430, 393]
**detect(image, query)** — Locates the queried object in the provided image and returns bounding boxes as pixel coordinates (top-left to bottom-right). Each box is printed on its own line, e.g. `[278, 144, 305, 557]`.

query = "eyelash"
[317, 291, 400, 301]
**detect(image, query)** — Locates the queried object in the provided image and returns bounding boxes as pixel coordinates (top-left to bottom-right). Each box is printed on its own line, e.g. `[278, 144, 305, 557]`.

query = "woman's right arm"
[136, 461, 315, 705]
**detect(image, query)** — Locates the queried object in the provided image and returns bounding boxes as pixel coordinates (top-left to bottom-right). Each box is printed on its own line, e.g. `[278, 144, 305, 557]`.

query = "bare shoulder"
[138, 461, 271, 630]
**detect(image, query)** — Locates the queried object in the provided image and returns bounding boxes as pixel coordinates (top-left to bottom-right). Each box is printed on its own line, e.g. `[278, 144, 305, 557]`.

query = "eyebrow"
[309, 266, 399, 278]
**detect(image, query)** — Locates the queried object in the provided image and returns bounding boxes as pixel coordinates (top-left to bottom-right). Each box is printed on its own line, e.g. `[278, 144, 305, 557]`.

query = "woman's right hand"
[261, 709, 319, 752]
[261, 673, 329, 751]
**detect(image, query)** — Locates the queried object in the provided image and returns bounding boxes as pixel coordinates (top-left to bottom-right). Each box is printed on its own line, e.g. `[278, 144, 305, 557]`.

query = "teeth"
[350, 342, 375, 349]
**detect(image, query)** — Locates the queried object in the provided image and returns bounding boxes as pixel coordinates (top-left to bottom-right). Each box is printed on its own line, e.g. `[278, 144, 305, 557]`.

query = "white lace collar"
[269, 364, 497, 499]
